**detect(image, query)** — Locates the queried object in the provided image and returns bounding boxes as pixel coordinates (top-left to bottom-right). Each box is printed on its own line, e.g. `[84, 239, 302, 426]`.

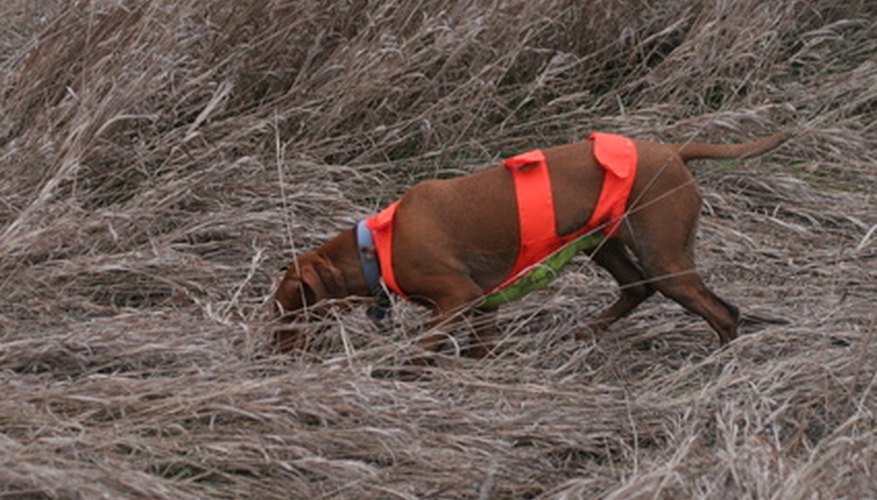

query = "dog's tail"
[674, 131, 791, 162]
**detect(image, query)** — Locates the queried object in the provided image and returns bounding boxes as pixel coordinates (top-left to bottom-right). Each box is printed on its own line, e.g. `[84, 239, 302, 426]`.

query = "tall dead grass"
[1, 0, 875, 498]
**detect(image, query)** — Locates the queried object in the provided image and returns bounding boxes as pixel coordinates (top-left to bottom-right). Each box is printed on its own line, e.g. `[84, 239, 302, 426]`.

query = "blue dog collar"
[356, 219, 382, 295]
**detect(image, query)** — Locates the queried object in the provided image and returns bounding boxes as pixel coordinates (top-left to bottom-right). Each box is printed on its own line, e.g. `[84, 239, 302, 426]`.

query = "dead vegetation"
[1, 0, 875, 498]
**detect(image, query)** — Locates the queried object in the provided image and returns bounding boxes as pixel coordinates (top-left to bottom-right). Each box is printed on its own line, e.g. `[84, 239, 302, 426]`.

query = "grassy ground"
[1, 1, 874, 498]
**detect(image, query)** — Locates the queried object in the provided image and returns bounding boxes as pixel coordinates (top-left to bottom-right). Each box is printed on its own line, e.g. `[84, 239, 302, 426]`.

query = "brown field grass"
[1, 0, 875, 498]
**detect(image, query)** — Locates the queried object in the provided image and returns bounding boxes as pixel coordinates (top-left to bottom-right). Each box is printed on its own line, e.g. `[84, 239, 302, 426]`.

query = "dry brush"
[1, 0, 875, 498]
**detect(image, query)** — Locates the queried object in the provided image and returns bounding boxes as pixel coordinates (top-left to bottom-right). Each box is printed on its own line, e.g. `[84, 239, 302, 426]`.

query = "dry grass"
[1, 0, 875, 498]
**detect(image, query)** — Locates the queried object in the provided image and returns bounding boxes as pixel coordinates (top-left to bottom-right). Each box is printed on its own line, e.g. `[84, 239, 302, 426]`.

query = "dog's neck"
[317, 228, 373, 298]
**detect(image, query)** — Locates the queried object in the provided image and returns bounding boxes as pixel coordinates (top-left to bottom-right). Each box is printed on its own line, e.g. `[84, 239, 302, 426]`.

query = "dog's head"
[272, 252, 347, 351]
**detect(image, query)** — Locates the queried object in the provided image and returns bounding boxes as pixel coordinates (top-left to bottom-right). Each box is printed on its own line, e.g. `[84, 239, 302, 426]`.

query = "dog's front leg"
[391, 308, 467, 380]
[417, 306, 498, 358]
[412, 276, 485, 357]
[578, 237, 655, 339]
[417, 307, 471, 357]
[464, 307, 498, 358]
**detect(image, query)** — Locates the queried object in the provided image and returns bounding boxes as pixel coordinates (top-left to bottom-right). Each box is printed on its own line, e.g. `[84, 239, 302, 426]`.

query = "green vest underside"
[480, 233, 604, 309]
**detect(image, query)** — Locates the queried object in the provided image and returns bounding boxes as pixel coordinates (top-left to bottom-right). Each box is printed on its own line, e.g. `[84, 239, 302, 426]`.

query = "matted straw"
[1, 1, 874, 498]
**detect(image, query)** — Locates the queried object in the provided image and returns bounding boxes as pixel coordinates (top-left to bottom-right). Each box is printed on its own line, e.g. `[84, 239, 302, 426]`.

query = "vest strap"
[366, 200, 406, 298]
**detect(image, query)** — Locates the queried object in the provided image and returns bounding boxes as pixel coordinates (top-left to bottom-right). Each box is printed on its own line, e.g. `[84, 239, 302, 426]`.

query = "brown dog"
[273, 132, 789, 356]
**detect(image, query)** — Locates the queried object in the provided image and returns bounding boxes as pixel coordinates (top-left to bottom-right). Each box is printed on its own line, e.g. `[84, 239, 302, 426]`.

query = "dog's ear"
[299, 255, 347, 302]
[313, 256, 347, 298]
[274, 271, 313, 314]
[299, 265, 329, 303]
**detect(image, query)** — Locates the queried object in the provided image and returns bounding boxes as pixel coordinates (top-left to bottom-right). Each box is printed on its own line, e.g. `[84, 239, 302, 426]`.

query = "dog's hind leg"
[637, 252, 740, 345]
[622, 189, 739, 345]
[578, 237, 655, 339]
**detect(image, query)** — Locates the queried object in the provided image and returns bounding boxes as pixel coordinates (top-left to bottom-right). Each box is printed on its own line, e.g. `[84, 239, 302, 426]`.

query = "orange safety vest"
[367, 132, 637, 299]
